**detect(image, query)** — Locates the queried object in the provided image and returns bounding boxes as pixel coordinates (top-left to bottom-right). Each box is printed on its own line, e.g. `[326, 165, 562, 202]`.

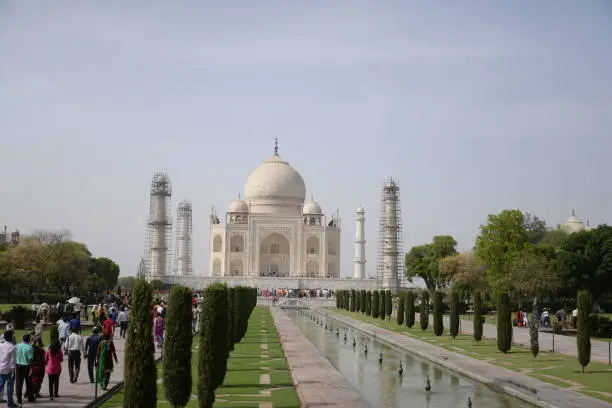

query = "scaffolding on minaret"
[376, 178, 406, 290]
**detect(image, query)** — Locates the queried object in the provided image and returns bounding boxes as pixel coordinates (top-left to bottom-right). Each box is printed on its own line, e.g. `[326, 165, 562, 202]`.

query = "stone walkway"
[445, 316, 612, 364]
[21, 334, 127, 408]
[270, 307, 369, 408]
[322, 309, 611, 408]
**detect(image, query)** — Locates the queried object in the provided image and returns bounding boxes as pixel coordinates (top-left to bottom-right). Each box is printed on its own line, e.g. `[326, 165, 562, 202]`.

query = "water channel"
[286, 309, 533, 408]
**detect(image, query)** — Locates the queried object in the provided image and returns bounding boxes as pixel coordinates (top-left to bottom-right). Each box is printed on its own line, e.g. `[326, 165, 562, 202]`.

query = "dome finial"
[572, 208, 576, 216]
[274, 137, 279, 155]
[238, 192, 241, 199]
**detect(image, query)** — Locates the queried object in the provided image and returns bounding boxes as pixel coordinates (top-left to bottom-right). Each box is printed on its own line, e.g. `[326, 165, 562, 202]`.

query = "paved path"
[444, 315, 612, 364]
[323, 309, 611, 408]
[23, 335, 128, 408]
[270, 307, 369, 408]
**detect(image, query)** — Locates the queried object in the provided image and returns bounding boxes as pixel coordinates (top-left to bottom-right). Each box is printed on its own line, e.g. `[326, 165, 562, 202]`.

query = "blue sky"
[1, 1, 611, 277]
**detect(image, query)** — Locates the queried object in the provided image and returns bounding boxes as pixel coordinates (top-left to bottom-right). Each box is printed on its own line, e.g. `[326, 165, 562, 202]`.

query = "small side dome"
[228, 199, 249, 213]
[303, 200, 322, 215]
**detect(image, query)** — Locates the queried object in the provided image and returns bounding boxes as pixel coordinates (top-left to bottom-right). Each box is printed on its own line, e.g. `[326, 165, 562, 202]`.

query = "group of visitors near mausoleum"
[0, 297, 131, 407]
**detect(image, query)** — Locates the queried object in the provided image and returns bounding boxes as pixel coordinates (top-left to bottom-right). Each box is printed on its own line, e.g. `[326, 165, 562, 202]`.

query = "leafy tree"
[405, 292, 415, 328]
[529, 314, 539, 359]
[449, 289, 459, 339]
[475, 210, 528, 291]
[496, 292, 512, 353]
[164, 286, 193, 408]
[419, 291, 429, 331]
[433, 290, 444, 336]
[438, 252, 488, 295]
[577, 290, 591, 373]
[508, 246, 560, 308]
[557, 226, 612, 305]
[405, 236, 457, 297]
[118, 276, 137, 290]
[523, 212, 548, 245]
[372, 291, 379, 318]
[365, 291, 372, 315]
[198, 283, 230, 407]
[385, 290, 392, 320]
[360, 290, 366, 313]
[124, 279, 157, 408]
[150, 280, 166, 291]
[379, 290, 386, 320]
[473, 290, 483, 343]
[89, 257, 120, 290]
[396, 294, 405, 325]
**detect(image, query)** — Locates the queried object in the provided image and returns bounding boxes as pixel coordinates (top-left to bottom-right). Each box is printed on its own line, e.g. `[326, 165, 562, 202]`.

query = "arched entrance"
[259, 233, 290, 277]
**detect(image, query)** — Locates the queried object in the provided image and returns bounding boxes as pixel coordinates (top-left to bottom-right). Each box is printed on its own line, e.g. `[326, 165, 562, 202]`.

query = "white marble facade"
[209, 143, 341, 279]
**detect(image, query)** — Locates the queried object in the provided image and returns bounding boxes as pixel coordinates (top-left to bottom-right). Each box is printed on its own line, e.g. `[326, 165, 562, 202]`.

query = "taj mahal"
[208, 141, 341, 279]
[147, 139, 402, 291]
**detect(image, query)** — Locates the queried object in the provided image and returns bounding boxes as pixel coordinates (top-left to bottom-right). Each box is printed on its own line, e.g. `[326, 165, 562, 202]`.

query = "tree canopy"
[405, 235, 457, 295]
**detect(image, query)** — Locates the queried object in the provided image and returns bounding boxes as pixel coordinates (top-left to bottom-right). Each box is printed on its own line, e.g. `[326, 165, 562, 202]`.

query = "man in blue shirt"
[15, 334, 34, 404]
[69, 313, 81, 332]
[85, 327, 101, 383]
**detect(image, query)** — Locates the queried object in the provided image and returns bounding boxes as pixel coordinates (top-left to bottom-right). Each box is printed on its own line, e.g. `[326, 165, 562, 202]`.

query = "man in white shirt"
[64, 328, 85, 383]
[57, 317, 70, 346]
[0, 331, 16, 407]
[117, 308, 129, 339]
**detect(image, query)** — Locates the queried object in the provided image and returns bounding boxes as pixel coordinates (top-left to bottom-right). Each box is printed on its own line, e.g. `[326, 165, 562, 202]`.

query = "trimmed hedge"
[163, 285, 193, 408]
[577, 290, 591, 372]
[372, 291, 380, 318]
[433, 290, 444, 336]
[396, 294, 405, 325]
[379, 290, 386, 320]
[123, 279, 157, 408]
[473, 290, 483, 343]
[198, 283, 230, 407]
[405, 292, 415, 328]
[496, 292, 512, 354]
[419, 291, 429, 331]
[385, 290, 392, 320]
[365, 291, 372, 316]
[449, 289, 459, 339]
[360, 290, 366, 314]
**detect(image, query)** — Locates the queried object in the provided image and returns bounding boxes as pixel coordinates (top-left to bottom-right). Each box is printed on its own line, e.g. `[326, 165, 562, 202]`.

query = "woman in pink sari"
[153, 312, 164, 349]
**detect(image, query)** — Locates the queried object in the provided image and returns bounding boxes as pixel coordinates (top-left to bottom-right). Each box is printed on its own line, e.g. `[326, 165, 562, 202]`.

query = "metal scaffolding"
[144, 171, 172, 279]
[376, 177, 405, 287]
[174, 199, 193, 277]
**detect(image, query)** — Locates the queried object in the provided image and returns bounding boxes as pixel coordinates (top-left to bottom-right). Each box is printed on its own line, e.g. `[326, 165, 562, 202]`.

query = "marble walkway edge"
[270, 307, 370, 408]
[317, 308, 612, 408]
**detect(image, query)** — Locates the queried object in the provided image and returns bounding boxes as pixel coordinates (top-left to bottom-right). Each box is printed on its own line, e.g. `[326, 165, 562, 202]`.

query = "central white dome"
[244, 153, 306, 213]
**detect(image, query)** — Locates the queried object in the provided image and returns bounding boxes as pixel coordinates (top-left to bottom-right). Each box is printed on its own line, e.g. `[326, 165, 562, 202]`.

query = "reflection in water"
[287, 310, 533, 408]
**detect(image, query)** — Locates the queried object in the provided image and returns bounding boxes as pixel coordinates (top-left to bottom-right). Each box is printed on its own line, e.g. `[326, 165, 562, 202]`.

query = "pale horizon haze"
[1, 1, 611, 278]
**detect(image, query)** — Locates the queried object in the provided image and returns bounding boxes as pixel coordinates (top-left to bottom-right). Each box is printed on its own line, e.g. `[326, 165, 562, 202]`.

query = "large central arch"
[259, 232, 290, 277]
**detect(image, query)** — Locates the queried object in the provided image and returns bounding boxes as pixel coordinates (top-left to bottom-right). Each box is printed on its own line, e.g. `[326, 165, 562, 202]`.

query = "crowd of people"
[0, 300, 127, 407]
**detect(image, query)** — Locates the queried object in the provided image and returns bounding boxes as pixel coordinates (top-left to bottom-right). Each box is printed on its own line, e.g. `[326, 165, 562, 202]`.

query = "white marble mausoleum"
[209, 143, 341, 278]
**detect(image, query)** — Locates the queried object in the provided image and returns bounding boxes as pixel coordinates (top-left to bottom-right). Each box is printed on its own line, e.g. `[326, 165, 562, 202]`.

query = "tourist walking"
[65, 328, 85, 383]
[15, 333, 35, 404]
[117, 308, 129, 339]
[45, 340, 63, 400]
[153, 312, 165, 349]
[29, 337, 46, 400]
[57, 316, 70, 348]
[96, 334, 118, 390]
[0, 331, 16, 408]
[85, 327, 101, 383]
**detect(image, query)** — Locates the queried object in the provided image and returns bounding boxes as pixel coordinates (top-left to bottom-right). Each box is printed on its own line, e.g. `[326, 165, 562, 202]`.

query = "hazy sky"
[1, 1, 611, 277]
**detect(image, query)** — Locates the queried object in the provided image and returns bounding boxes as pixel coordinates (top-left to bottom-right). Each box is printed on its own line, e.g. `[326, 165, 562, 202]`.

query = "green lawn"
[334, 309, 612, 404]
[103, 306, 300, 407]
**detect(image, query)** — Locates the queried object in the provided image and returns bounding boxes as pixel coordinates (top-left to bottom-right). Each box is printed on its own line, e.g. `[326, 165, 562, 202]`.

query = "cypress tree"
[232, 288, 241, 345]
[577, 290, 591, 373]
[473, 291, 483, 344]
[372, 291, 379, 318]
[449, 289, 459, 339]
[433, 290, 444, 336]
[405, 292, 415, 328]
[227, 287, 235, 351]
[385, 290, 392, 320]
[365, 291, 372, 316]
[350, 290, 356, 312]
[360, 290, 367, 313]
[123, 279, 157, 408]
[529, 314, 539, 359]
[164, 285, 193, 408]
[396, 294, 405, 325]
[379, 290, 386, 320]
[198, 283, 230, 408]
[336, 292, 340, 309]
[496, 292, 512, 353]
[419, 291, 429, 331]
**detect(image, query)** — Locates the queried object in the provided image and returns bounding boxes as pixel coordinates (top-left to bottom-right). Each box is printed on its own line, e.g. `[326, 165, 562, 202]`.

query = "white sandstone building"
[209, 142, 342, 278]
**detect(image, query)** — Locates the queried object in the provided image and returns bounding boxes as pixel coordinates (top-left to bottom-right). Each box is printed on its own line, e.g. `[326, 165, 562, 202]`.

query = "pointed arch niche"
[259, 232, 290, 277]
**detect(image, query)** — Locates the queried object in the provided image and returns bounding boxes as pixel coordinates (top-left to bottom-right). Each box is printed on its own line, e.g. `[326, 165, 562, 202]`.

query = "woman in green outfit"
[95, 334, 118, 390]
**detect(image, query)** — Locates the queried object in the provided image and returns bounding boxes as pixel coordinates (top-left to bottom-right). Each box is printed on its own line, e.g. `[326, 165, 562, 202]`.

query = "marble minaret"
[354, 205, 366, 279]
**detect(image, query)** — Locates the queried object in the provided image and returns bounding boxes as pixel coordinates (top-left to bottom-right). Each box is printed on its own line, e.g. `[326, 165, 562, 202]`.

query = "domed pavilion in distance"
[209, 140, 341, 279]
